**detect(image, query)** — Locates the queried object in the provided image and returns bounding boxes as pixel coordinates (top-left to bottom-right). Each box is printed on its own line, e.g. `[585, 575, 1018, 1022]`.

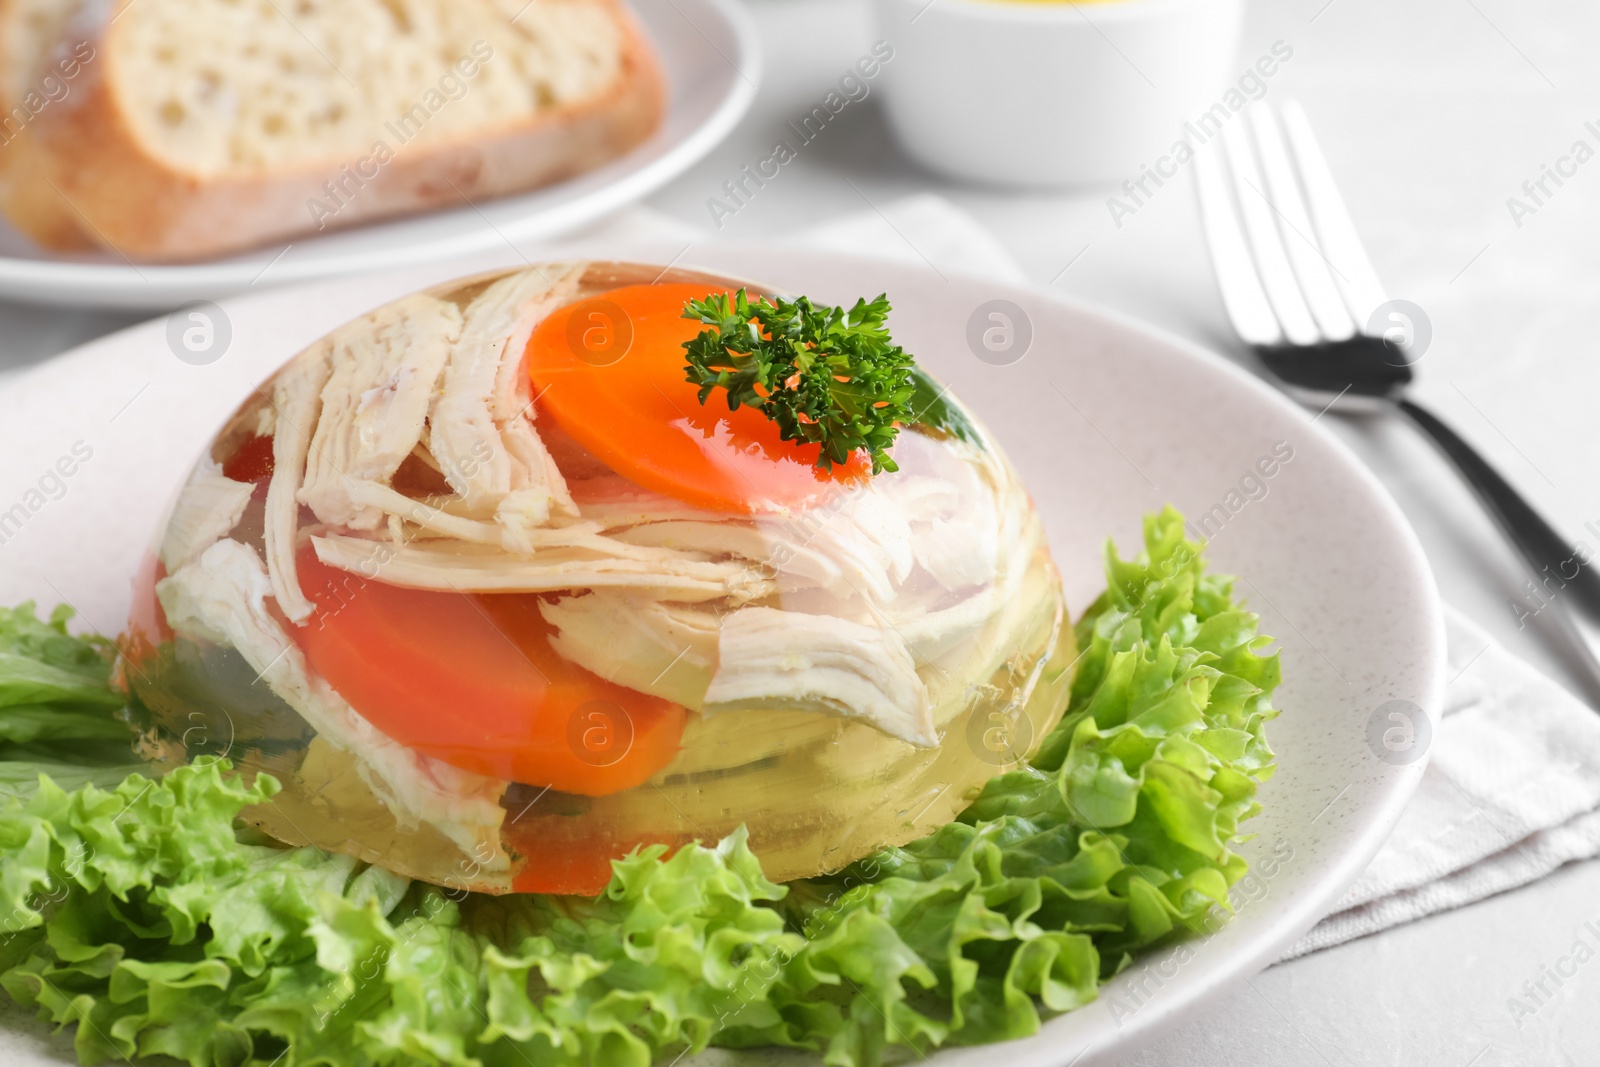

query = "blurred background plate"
[0, 0, 758, 311]
[0, 245, 1445, 1065]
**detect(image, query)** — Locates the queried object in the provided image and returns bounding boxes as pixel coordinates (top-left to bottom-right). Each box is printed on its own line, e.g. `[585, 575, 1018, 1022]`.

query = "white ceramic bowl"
[873, 0, 1247, 187]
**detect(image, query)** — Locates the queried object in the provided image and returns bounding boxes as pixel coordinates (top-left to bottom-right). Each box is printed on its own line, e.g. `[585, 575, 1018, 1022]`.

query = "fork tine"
[1219, 120, 1321, 348]
[1278, 100, 1390, 332]
[1194, 138, 1284, 348]
[1248, 108, 1356, 342]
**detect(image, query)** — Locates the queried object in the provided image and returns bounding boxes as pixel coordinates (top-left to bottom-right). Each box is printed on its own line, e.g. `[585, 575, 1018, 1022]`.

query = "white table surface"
[3, 0, 1598, 1062]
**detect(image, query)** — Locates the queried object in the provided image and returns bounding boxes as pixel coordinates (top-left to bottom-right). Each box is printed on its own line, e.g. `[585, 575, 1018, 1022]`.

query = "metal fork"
[1194, 100, 1600, 700]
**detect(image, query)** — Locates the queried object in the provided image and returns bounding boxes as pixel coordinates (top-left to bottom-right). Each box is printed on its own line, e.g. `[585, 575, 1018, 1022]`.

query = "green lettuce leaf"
[0, 760, 805, 1067]
[0, 508, 1279, 1067]
[0, 604, 144, 800]
[736, 506, 1280, 1059]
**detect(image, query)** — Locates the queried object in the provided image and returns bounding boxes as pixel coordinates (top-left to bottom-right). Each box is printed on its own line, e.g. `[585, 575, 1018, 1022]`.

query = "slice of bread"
[1, 0, 662, 261]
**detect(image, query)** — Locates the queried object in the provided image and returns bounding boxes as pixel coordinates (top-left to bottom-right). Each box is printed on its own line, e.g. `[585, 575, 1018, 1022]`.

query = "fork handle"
[1396, 398, 1600, 620]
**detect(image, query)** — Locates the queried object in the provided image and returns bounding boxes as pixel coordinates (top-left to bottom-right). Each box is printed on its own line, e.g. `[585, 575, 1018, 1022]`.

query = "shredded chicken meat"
[703, 606, 934, 747]
[158, 458, 254, 573]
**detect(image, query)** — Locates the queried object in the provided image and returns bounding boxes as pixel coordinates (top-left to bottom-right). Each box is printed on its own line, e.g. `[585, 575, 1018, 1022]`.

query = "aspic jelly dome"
[119, 262, 1074, 895]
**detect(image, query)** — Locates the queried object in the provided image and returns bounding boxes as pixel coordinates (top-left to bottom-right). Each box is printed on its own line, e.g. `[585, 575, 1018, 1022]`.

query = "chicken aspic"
[119, 261, 1074, 895]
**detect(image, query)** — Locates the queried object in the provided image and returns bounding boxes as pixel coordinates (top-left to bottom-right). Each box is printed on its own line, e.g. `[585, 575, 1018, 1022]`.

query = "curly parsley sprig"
[680, 290, 917, 474]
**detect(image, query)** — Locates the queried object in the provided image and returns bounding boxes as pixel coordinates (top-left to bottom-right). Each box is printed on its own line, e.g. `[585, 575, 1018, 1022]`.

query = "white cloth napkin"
[583, 193, 1600, 958]
[579, 192, 1031, 288]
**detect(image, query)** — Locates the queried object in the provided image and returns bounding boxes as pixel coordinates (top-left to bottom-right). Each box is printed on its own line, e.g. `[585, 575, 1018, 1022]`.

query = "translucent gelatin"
[120, 262, 1074, 895]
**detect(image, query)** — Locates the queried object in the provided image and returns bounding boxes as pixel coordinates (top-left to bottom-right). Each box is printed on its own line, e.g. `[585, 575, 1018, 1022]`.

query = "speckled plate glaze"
[0, 247, 1446, 1066]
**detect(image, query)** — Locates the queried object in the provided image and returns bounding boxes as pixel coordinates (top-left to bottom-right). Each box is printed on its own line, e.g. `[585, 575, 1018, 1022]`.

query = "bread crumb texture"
[116, 0, 624, 175]
[2, 0, 81, 103]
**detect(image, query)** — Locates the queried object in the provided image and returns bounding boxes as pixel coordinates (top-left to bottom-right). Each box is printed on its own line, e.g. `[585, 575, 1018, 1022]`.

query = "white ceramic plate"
[0, 247, 1445, 1066]
[0, 0, 758, 311]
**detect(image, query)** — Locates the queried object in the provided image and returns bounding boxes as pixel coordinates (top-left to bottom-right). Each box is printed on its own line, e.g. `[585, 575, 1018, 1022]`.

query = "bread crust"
[0, 0, 93, 250]
[20, 0, 664, 261]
